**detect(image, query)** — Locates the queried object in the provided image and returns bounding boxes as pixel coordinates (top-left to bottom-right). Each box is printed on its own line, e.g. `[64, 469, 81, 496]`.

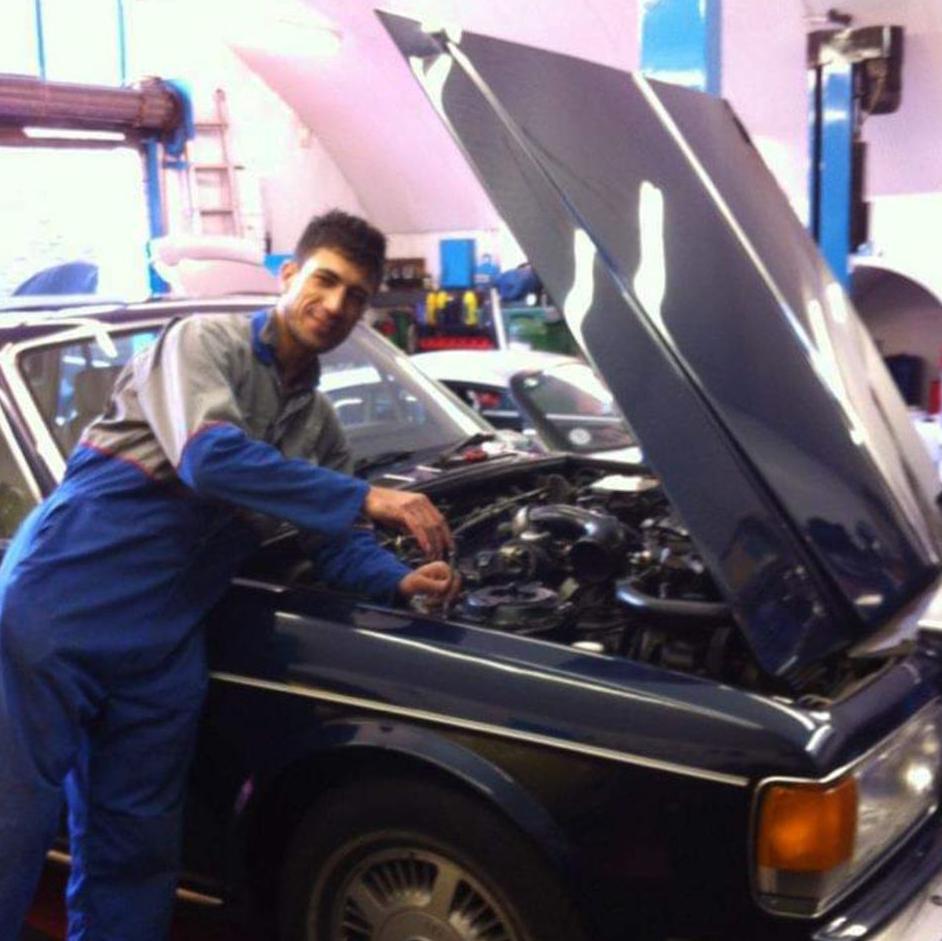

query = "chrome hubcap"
[326, 847, 517, 941]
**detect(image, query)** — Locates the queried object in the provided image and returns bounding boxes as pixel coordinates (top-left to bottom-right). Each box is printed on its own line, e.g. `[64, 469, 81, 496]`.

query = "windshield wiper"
[354, 449, 420, 477]
[437, 431, 497, 464]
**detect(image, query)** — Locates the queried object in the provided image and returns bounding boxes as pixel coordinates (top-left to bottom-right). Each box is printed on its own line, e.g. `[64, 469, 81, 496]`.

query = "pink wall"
[864, 33, 942, 197]
[722, 0, 810, 220]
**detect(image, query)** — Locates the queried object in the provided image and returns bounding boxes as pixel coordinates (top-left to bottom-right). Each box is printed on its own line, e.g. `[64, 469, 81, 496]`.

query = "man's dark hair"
[294, 209, 387, 288]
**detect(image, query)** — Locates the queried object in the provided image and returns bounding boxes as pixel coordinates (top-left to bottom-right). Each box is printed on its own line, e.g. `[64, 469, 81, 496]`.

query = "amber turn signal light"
[757, 776, 857, 871]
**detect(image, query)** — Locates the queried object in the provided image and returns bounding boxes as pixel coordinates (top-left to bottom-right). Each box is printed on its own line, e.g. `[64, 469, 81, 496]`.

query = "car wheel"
[278, 776, 587, 941]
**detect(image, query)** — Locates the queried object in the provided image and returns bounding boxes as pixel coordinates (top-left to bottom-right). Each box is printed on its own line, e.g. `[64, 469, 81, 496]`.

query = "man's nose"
[321, 285, 346, 315]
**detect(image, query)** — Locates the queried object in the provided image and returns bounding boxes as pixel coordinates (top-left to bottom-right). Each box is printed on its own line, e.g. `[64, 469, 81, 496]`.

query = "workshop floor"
[23, 866, 255, 940]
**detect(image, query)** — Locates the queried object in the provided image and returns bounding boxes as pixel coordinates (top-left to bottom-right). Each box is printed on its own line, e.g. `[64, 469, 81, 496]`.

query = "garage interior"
[3, 1, 942, 940]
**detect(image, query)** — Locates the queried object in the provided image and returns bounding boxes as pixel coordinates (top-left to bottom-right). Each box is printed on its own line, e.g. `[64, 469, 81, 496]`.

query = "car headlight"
[754, 700, 942, 916]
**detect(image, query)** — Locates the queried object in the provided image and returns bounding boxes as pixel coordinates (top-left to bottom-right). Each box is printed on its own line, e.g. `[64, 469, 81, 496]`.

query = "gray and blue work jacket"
[64, 308, 410, 617]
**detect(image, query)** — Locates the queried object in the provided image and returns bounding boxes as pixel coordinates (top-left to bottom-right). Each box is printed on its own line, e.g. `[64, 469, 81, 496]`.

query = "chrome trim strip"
[0, 343, 66, 481]
[2, 318, 186, 482]
[46, 849, 224, 907]
[357, 627, 762, 727]
[544, 413, 624, 424]
[231, 576, 289, 593]
[209, 670, 749, 787]
[175, 887, 225, 907]
[0, 402, 41, 501]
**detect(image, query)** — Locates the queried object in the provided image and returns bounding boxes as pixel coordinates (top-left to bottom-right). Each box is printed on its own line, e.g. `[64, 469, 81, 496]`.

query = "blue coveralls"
[0, 309, 409, 940]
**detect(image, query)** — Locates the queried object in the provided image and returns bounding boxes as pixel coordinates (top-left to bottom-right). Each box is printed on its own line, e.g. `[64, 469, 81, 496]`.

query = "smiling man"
[270, 213, 453, 560]
[0, 210, 457, 940]
[279, 245, 371, 360]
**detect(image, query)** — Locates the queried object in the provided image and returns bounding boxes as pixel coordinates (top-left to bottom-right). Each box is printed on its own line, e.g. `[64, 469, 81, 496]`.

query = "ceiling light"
[23, 127, 127, 142]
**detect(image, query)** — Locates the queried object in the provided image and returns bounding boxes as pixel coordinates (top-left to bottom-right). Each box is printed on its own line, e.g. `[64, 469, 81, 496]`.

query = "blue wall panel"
[640, 0, 722, 95]
[440, 238, 476, 289]
[816, 61, 854, 286]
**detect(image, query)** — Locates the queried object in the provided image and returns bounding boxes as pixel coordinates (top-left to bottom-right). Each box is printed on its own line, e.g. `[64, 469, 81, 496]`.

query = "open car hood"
[381, 13, 942, 681]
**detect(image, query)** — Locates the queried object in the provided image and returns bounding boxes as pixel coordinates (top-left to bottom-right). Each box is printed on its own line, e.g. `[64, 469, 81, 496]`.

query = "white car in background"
[411, 348, 572, 431]
[411, 347, 642, 462]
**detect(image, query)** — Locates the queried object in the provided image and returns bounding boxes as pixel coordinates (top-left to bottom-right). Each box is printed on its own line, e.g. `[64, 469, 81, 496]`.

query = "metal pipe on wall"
[0, 75, 181, 134]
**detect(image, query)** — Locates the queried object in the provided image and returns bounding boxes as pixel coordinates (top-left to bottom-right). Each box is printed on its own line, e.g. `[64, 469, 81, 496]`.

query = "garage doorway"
[0, 145, 150, 299]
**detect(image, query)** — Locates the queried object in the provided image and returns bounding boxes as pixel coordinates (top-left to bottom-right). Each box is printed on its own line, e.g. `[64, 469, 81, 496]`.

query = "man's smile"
[303, 308, 337, 336]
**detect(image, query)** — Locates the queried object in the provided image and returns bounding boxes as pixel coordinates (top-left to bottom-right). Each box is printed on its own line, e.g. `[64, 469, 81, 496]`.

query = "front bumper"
[813, 818, 942, 940]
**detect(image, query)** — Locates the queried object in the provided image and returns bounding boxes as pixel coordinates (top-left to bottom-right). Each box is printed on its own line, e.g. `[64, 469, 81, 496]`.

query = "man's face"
[277, 247, 374, 355]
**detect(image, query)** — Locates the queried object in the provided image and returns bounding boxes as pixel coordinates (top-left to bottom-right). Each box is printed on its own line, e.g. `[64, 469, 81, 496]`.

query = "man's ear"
[279, 259, 299, 295]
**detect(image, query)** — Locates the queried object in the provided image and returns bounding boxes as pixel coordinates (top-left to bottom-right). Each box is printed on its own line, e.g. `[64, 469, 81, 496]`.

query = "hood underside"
[381, 12, 942, 680]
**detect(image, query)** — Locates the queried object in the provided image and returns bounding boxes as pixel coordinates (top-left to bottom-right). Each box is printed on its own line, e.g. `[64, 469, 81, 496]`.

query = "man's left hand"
[398, 561, 460, 606]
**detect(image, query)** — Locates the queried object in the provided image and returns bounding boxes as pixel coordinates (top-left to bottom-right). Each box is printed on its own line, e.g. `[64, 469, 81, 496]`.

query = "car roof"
[412, 348, 577, 386]
[0, 295, 277, 344]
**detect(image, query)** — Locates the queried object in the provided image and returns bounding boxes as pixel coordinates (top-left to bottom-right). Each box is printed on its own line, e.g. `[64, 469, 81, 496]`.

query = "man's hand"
[398, 561, 461, 606]
[364, 486, 453, 559]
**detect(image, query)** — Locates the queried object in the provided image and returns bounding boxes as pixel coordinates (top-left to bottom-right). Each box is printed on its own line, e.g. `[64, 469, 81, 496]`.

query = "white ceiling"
[230, 0, 638, 234]
[228, 0, 940, 234]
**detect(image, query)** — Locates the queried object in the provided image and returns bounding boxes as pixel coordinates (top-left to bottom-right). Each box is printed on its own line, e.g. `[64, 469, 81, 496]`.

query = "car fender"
[238, 717, 571, 872]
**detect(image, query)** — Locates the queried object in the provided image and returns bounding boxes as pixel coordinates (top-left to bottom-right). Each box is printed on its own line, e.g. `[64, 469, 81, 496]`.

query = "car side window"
[20, 329, 158, 455]
[0, 416, 37, 539]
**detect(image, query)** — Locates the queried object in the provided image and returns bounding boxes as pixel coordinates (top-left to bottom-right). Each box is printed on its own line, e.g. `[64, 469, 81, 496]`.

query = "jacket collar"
[251, 308, 321, 391]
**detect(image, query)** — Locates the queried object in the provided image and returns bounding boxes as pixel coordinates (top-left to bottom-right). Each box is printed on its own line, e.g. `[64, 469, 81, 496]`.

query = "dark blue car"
[3, 15, 942, 940]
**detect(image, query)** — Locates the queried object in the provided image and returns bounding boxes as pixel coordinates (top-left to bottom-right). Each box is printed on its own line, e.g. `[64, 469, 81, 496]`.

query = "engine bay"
[382, 460, 764, 690]
[247, 456, 890, 699]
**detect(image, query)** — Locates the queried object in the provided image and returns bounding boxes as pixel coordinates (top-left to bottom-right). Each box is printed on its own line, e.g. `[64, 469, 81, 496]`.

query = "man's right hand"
[363, 486, 453, 559]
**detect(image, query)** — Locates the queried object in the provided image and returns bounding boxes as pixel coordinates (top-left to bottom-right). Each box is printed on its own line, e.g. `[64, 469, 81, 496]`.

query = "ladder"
[187, 88, 242, 237]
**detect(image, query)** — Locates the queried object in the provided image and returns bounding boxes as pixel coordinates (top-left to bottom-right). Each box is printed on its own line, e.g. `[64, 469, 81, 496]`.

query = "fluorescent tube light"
[23, 127, 127, 142]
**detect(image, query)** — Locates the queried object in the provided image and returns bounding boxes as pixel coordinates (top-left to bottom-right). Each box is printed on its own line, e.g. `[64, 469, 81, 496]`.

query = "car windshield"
[318, 328, 491, 464]
[513, 361, 635, 453]
[13, 311, 491, 470]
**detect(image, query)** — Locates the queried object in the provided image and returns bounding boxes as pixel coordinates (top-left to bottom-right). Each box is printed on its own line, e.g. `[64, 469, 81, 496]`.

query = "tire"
[278, 775, 588, 941]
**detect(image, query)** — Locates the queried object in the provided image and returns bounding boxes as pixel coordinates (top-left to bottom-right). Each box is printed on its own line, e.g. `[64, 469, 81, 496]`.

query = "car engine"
[384, 462, 762, 689]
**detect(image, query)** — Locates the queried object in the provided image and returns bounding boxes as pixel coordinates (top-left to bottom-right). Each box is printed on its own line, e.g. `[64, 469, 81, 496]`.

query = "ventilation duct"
[0, 75, 182, 136]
